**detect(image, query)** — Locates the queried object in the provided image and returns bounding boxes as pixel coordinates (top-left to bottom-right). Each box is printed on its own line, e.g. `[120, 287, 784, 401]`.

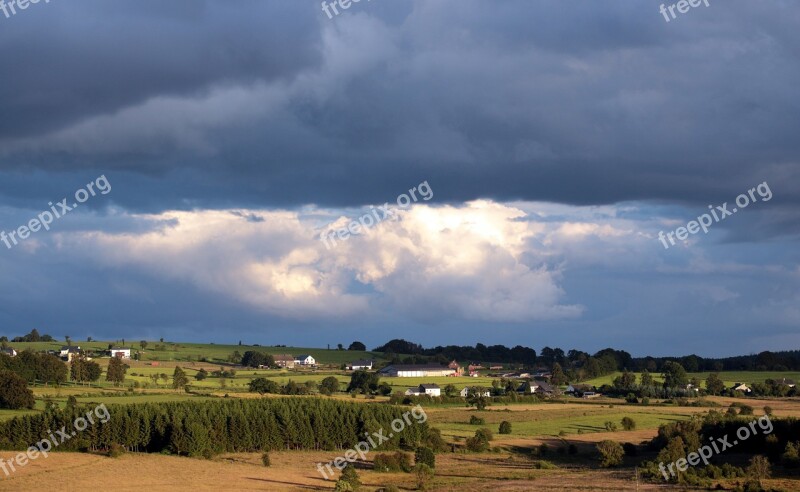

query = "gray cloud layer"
[0, 1, 798, 355]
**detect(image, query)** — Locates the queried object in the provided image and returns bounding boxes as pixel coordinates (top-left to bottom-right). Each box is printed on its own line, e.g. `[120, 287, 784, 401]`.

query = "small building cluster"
[268, 354, 317, 369]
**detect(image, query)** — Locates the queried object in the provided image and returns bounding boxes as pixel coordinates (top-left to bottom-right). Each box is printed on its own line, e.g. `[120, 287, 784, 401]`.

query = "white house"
[460, 387, 491, 398]
[0, 347, 17, 357]
[350, 359, 374, 370]
[732, 383, 752, 394]
[518, 381, 555, 395]
[110, 347, 131, 359]
[60, 346, 81, 361]
[405, 384, 441, 397]
[294, 354, 316, 366]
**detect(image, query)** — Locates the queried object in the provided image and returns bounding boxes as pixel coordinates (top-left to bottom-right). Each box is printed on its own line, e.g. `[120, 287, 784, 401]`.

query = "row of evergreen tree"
[0, 398, 431, 458]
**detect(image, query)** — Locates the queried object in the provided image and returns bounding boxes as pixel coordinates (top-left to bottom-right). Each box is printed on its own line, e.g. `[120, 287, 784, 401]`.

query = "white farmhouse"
[294, 354, 316, 366]
[405, 384, 441, 397]
[110, 347, 131, 359]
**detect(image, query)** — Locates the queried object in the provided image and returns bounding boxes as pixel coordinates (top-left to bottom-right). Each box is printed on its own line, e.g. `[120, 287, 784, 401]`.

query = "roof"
[351, 359, 373, 366]
[420, 384, 440, 389]
[379, 364, 449, 372]
[273, 354, 294, 361]
[61, 346, 81, 352]
[295, 354, 313, 359]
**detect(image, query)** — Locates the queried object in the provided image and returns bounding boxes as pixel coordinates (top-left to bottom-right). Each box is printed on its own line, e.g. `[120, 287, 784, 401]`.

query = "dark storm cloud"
[0, 0, 798, 234]
[0, 0, 321, 137]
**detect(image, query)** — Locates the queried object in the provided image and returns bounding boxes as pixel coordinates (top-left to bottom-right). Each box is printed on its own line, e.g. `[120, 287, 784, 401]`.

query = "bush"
[469, 415, 485, 425]
[340, 463, 360, 490]
[604, 421, 618, 432]
[0, 371, 35, 410]
[374, 451, 413, 472]
[261, 452, 271, 467]
[596, 440, 624, 468]
[415, 447, 435, 469]
[782, 441, 800, 468]
[334, 480, 354, 492]
[763, 405, 773, 416]
[498, 421, 512, 434]
[108, 443, 126, 458]
[414, 463, 434, 491]
[621, 417, 636, 431]
[531, 460, 557, 469]
[476, 428, 493, 442]
[466, 436, 489, 452]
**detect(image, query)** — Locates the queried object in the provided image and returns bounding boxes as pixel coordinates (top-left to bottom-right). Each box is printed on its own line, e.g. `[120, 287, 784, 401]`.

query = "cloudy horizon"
[1, 0, 798, 357]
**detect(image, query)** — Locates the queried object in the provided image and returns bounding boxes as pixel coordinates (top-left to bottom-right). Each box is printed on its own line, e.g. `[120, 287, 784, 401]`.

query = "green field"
[583, 371, 800, 388]
[8, 340, 386, 365]
[429, 404, 697, 438]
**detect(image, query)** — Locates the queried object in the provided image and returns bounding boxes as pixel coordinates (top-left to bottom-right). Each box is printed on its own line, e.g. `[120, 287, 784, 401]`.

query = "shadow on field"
[245, 477, 321, 490]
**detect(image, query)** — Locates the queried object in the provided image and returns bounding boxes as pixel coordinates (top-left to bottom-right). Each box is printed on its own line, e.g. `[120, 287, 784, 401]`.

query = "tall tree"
[639, 370, 654, 387]
[106, 357, 127, 385]
[661, 361, 688, 389]
[705, 372, 725, 395]
[173, 367, 189, 390]
[551, 362, 568, 385]
[347, 341, 366, 351]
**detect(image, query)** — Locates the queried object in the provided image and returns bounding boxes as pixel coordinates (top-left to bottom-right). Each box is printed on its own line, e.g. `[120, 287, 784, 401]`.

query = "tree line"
[373, 339, 800, 376]
[0, 398, 433, 458]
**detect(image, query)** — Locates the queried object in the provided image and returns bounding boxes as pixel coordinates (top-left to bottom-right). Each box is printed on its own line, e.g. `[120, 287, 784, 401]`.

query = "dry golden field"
[2, 395, 800, 491]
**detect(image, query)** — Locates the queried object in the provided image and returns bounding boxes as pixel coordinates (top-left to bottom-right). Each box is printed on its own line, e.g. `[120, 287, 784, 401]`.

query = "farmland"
[3, 340, 800, 491]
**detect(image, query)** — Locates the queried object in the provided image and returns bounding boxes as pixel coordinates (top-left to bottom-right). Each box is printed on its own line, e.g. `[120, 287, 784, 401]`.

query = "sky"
[0, 0, 798, 357]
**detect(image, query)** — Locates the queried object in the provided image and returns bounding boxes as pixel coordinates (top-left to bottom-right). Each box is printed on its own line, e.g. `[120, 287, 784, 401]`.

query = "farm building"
[378, 364, 456, 378]
[294, 354, 316, 366]
[518, 381, 554, 395]
[460, 387, 491, 398]
[731, 382, 752, 394]
[405, 384, 441, 397]
[110, 347, 131, 359]
[349, 359, 373, 370]
[0, 347, 17, 357]
[60, 346, 81, 361]
[273, 354, 295, 368]
[448, 360, 464, 376]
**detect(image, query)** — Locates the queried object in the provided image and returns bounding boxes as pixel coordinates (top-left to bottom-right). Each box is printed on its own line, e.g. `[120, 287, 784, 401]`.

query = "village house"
[0, 347, 17, 357]
[776, 378, 796, 388]
[405, 384, 441, 397]
[294, 354, 316, 366]
[349, 359, 374, 371]
[518, 380, 555, 395]
[60, 346, 81, 362]
[460, 387, 491, 398]
[732, 382, 752, 394]
[110, 347, 131, 359]
[566, 384, 595, 397]
[448, 360, 464, 376]
[378, 364, 456, 378]
[273, 354, 295, 368]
